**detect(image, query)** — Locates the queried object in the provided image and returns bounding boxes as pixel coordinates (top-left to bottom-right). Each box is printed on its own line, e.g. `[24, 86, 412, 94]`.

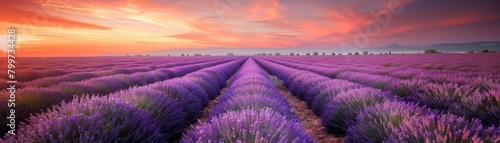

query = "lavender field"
[1, 54, 500, 142]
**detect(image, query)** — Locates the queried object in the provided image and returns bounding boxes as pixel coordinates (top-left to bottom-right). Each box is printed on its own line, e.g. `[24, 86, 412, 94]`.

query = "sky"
[1, 0, 500, 56]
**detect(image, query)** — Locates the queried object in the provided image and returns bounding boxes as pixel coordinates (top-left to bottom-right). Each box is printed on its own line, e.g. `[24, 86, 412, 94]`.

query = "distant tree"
[187, 54, 190, 56]
[369, 53, 373, 55]
[424, 49, 438, 54]
[167, 54, 170, 56]
[227, 53, 234, 56]
[313, 52, 319, 56]
[290, 53, 295, 56]
[379, 53, 383, 55]
[389, 51, 392, 55]
[274, 52, 281, 56]
[322, 52, 325, 55]
[181, 54, 185, 56]
[296, 53, 300, 56]
[362, 51, 368, 55]
[331, 52, 335, 55]
[338, 53, 342, 55]
[464, 51, 475, 54]
[481, 49, 489, 53]
[489, 50, 496, 53]
[306, 53, 311, 56]
[354, 52, 359, 55]
[347, 52, 352, 55]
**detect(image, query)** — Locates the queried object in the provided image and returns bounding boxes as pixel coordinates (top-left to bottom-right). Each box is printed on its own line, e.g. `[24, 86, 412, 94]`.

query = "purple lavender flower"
[387, 113, 500, 142]
[304, 79, 363, 106]
[148, 82, 203, 124]
[167, 78, 210, 107]
[185, 72, 224, 89]
[310, 82, 363, 115]
[321, 87, 392, 135]
[220, 84, 282, 103]
[387, 79, 427, 97]
[182, 108, 315, 143]
[336, 71, 395, 90]
[452, 90, 500, 126]
[0, 88, 70, 136]
[109, 87, 187, 141]
[25, 72, 100, 87]
[57, 82, 99, 96]
[210, 95, 297, 121]
[7, 96, 164, 142]
[288, 73, 329, 99]
[345, 101, 434, 142]
[409, 83, 475, 111]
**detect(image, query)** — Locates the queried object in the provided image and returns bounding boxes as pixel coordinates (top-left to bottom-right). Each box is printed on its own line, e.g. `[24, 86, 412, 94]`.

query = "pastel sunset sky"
[1, 0, 500, 56]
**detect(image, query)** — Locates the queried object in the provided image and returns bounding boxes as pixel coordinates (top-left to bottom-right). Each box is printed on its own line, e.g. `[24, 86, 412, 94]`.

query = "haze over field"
[1, 0, 500, 56]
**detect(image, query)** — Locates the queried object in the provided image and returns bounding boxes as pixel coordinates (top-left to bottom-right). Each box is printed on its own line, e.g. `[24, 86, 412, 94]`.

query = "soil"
[276, 85, 345, 143]
[184, 73, 235, 131]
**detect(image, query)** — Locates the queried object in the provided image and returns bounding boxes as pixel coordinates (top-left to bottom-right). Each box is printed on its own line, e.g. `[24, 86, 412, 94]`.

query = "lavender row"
[264, 57, 499, 89]
[0, 56, 229, 85]
[1, 58, 246, 142]
[262, 58, 500, 126]
[254, 57, 500, 142]
[0, 58, 238, 136]
[16, 58, 214, 88]
[264, 54, 500, 73]
[0, 59, 201, 90]
[182, 58, 315, 142]
[0, 57, 157, 81]
[1, 56, 204, 71]
[0, 62, 144, 81]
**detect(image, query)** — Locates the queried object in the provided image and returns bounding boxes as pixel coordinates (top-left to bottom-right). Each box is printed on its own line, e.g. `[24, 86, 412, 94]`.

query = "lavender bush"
[6, 96, 164, 142]
[304, 79, 362, 106]
[453, 90, 500, 126]
[167, 78, 210, 107]
[410, 83, 476, 111]
[149, 82, 203, 124]
[310, 82, 363, 115]
[321, 87, 392, 135]
[109, 87, 187, 141]
[387, 113, 500, 142]
[182, 76, 220, 99]
[345, 101, 434, 142]
[0, 88, 70, 135]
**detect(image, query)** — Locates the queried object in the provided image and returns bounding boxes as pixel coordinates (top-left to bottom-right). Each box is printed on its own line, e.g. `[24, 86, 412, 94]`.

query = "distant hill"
[120, 41, 500, 56]
[370, 41, 500, 53]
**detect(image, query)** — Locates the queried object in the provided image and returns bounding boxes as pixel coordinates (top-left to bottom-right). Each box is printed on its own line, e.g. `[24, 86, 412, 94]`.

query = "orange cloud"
[0, 5, 111, 30]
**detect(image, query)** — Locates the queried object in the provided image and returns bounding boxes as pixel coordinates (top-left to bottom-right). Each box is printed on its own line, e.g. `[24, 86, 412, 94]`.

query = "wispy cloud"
[1, 0, 499, 56]
[0, 5, 111, 30]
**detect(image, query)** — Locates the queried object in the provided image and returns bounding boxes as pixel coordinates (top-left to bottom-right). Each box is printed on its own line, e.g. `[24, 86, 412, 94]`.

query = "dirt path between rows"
[183, 70, 237, 132]
[275, 84, 344, 143]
